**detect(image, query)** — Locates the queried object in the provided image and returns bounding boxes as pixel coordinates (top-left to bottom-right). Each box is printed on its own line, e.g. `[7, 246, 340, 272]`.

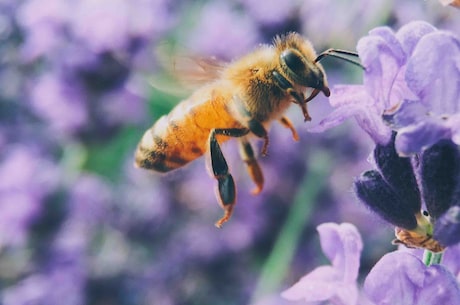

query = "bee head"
[279, 48, 329, 97]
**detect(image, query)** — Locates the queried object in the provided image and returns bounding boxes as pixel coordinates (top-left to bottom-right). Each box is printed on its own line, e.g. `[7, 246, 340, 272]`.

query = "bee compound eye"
[280, 49, 306, 76]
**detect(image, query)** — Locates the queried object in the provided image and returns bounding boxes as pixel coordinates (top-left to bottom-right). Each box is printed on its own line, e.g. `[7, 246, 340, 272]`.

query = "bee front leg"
[272, 71, 311, 121]
[279, 116, 299, 141]
[209, 128, 249, 228]
[239, 138, 264, 195]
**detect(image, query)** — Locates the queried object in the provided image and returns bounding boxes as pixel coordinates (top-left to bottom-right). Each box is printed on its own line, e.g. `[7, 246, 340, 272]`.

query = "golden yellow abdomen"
[135, 86, 244, 172]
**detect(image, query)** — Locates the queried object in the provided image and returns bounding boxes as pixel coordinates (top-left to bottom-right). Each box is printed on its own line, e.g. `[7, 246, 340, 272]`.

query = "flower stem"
[250, 150, 331, 303]
[423, 250, 444, 265]
[430, 252, 443, 265]
[423, 250, 433, 266]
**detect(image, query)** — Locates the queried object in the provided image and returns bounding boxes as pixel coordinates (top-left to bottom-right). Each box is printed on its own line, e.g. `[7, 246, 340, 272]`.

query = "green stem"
[423, 250, 444, 266]
[423, 250, 433, 266]
[430, 252, 444, 265]
[250, 151, 331, 303]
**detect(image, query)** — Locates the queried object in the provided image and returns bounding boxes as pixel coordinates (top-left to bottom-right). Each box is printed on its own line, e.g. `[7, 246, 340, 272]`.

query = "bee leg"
[286, 87, 311, 122]
[279, 116, 299, 141]
[209, 128, 249, 228]
[239, 138, 264, 195]
[247, 119, 269, 156]
[272, 71, 311, 121]
[287, 88, 311, 122]
[233, 96, 270, 156]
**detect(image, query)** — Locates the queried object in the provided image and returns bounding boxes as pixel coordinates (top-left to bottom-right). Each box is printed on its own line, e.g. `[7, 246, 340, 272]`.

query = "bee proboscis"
[135, 32, 361, 228]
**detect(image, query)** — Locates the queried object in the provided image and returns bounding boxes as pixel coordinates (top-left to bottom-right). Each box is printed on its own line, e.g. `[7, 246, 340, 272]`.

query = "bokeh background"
[0, 1, 459, 304]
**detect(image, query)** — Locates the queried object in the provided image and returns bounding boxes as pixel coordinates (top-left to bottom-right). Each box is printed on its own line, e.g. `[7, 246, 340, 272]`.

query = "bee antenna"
[315, 49, 365, 70]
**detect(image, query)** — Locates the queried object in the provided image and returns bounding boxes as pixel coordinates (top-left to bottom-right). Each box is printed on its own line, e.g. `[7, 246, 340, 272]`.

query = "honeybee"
[135, 32, 361, 228]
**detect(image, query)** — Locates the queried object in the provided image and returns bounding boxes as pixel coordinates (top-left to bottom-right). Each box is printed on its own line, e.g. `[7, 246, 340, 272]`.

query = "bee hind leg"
[209, 128, 249, 228]
[239, 138, 264, 195]
[247, 118, 269, 156]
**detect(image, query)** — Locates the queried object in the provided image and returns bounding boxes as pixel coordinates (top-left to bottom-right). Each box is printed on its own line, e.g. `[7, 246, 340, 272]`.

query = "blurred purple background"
[0, 1, 459, 304]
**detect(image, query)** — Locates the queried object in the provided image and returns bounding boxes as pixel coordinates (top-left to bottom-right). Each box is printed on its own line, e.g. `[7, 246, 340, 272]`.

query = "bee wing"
[171, 55, 226, 87]
[150, 44, 227, 96]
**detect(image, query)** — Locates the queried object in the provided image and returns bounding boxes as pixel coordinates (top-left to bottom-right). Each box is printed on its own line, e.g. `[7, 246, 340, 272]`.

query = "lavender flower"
[354, 133, 460, 250]
[281, 223, 363, 305]
[310, 21, 460, 155]
[364, 251, 460, 305]
[282, 223, 460, 305]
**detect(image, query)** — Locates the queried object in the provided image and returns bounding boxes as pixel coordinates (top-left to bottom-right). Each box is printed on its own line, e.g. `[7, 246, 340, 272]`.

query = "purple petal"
[442, 243, 460, 281]
[308, 85, 370, 133]
[312, 103, 392, 144]
[395, 21, 437, 56]
[353, 109, 394, 145]
[388, 100, 427, 128]
[317, 223, 363, 282]
[282, 223, 362, 305]
[282, 266, 359, 305]
[434, 205, 460, 246]
[359, 26, 406, 68]
[420, 265, 460, 305]
[281, 266, 339, 301]
[395, 121, 452, 155]
[357, 27, 406, 109]
[328, 85, 370, 108]
[364, 251, 460, 305]
[309, 85, 392, 144]
[405, 32, 460, 114]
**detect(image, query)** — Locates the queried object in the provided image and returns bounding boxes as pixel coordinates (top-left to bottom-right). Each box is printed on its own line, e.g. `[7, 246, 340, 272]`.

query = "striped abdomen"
[135, 88, 244, 172]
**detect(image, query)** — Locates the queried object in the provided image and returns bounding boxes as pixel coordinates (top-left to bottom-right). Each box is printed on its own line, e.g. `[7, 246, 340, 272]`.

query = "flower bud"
[354, 170, 417, 230]
[420, 139, 460, 219]
[374, 132, 421, 213]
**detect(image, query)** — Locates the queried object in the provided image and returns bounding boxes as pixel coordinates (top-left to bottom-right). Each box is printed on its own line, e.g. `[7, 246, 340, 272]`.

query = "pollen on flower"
[393, 211, 445, 253]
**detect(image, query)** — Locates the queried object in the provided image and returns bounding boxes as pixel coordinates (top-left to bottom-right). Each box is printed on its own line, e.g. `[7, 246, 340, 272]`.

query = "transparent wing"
[149, 43, 227, 96]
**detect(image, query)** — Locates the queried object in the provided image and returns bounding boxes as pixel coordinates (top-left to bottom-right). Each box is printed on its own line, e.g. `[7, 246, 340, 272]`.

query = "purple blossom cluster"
[355, 134, 460, 249]
[312, 21, 460, 251]
[311, 21, 460, 155]
[1, 1, 460, 305]
[15, 0, 178, 139]
[282, 223, 460, 305]
[284, 18, 460, 305]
